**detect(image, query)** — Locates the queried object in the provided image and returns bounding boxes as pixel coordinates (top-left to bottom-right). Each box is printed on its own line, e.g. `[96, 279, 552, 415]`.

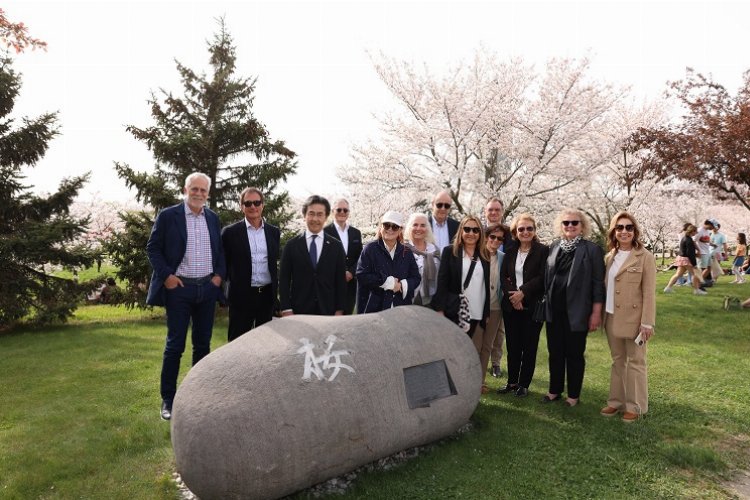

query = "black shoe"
[515, 387, 529, 397]
[541, 394, 561, 403]
[496, 384, 517, 394]
[701, 280, 713, 288]
[161, 400, 172, 421]
[491, 365, 502, 378]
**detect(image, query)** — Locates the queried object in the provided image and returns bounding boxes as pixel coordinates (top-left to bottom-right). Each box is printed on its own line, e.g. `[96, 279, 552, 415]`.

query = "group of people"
[147, 172, 656, 424]
[664, 219, 749, 308]
[664, 219, 747, 294]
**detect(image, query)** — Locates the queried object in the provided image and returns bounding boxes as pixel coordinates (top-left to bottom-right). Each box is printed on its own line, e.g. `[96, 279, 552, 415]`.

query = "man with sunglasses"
[221, 187, 281, 341]
[428, 190, 459, 251]
[324, 198, 363, 315]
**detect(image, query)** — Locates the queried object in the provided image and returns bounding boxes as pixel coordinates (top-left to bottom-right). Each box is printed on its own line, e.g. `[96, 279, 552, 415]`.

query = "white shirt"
[433, 218, 451, 250]
[305, 230, 323, 264]
[245, 218, 272, 286]
[515, 249, 529, 288]
[334, 223, 350, 254]
[380, 241, 409, 298]
[606, 250, 631, 314]
[694, 228, 711, 255]
[462, 252, 486, 320]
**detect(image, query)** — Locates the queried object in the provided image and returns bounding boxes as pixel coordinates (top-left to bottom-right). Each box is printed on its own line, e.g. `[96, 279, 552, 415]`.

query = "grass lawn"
[1, 273, 748, 499]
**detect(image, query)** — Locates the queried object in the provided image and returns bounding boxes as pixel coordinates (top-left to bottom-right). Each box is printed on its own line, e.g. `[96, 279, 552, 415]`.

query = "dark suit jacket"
[355, 240, 421, 313]
[279, 232, 347, 315]
[500, 240, 548, 311]
[146, 203, 226, 307]
[221, 219, 281, 311]
[432, 245, 491, 322]
[428, 214, 459, 247]
[324, 223, 363, 278]
[543, 239, 605, 331]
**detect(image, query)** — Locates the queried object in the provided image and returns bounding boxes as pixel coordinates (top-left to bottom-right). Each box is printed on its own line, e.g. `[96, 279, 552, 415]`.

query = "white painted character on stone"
[297, 335, 354, 381]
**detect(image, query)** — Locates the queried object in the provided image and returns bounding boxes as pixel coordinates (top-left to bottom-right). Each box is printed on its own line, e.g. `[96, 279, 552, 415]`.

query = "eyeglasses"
[562, 220, 580, 227]
[335, 208, 349, 213]
[487, 234, 503, 241]
[463, 226, 481, 234]
[517, 226, 535, 233]
[382, 222, 401, 231]
[243, 200, 262, 207]
[615, 224, 635, 232]
[435, 203, 451, 209]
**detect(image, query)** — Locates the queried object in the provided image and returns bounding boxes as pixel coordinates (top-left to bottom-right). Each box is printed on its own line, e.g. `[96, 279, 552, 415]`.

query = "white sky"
[6, 0, 749, 203]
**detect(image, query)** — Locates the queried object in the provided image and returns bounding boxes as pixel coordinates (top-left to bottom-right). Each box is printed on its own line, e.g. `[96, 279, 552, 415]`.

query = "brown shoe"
[600, 406, 619, 417]
[621, 411, 639, 423]
[481, 385, 490, 395]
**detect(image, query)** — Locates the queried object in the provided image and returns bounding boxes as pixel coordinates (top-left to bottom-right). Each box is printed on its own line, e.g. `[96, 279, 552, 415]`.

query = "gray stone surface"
[171, 305, 481, 500]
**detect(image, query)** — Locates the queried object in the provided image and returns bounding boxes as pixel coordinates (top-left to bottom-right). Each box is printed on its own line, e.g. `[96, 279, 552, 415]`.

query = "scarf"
[405, 242, 441, 303]
[559, 235, 582, 254]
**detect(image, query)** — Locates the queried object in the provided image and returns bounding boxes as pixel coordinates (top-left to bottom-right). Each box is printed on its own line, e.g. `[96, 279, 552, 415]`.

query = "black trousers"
[546, 308, 588, 398]
[344, 279, 357, 315]
[503, 307, 542, 388]
[227, 285, 274, 341]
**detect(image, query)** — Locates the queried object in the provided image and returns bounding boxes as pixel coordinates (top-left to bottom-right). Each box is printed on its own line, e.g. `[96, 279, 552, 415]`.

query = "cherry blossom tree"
[339, 49, 624, 221]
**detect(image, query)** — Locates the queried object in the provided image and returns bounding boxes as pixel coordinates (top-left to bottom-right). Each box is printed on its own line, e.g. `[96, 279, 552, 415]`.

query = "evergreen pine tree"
[0, 56, 95, 327]
[107, 19, 297, 307]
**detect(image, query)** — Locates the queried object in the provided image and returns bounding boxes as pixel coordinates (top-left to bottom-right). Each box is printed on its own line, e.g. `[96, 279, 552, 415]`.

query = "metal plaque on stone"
[403, 359, 457, 409]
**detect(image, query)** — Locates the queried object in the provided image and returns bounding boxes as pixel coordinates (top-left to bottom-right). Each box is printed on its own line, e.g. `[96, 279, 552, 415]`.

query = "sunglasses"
[335, 208, 349, 213]
[562, 220, 580, 227]
[486, 234, 503, 241]
[517, 226, 535, 233]
[382, 222, 401, 231]
[463, 226, 481, 234]
[615, 224, 635, 232]
[435, 203, 451, 209]
[243, 200, 262, 207]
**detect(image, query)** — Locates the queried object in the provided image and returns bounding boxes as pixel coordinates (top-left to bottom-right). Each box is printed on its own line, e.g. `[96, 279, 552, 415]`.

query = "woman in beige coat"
[601, 211, 656, 423]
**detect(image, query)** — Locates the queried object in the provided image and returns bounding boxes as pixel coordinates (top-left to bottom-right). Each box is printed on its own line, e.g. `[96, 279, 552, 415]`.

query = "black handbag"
[532, 296, 546, 323]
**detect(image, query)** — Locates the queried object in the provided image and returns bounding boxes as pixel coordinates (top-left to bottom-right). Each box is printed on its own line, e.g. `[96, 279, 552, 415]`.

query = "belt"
[250, 284, 271, 293]
[177, 275, 213, 285]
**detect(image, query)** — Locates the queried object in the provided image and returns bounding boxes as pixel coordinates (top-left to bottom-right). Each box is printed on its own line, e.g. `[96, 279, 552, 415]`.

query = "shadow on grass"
[329, 385, 736, 500]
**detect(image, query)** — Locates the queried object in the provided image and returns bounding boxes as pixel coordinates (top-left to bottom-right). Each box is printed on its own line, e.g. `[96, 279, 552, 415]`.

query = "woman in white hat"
[356, 211, 421, 313]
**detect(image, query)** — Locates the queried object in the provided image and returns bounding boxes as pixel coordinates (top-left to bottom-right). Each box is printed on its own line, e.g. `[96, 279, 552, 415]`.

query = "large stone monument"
[171, 306, 481, 499]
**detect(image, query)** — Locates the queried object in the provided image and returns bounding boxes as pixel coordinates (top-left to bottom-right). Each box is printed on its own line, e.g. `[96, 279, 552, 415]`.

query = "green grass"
[1, 273, 748, 499]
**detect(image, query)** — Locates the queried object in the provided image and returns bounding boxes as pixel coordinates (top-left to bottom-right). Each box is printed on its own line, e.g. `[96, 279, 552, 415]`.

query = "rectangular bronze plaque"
[403, 360, 457, 409]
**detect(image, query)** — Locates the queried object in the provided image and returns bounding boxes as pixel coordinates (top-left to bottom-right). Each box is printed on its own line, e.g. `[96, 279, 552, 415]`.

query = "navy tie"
[309, 234, 318, 269]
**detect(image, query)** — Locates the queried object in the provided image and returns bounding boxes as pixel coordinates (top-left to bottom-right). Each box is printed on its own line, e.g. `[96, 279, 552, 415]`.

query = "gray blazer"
[543, 239, 605, 331]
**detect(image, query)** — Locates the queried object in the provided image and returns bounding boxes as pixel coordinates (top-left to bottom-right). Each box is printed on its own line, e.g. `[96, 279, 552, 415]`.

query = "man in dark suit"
[146, 172, 226, 421]
[279, 195, 347, 316]
[221, 187, 280, 341]
[428, 190, 459, 251]
[324, 198, 363, 315]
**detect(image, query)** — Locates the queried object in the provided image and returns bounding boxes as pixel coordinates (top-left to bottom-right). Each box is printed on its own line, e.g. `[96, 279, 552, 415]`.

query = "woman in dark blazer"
[542, 208, 605, 406]
[496, 214, 548, 397]
[432, 215, 491, 345]
[356, 211, 421, 313]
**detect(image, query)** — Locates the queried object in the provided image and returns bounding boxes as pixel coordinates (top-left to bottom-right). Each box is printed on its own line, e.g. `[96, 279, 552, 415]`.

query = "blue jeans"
[160, 281, 219, 402]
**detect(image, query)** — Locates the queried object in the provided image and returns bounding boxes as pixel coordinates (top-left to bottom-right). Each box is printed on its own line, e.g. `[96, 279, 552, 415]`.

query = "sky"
[6, 0, 750, 203]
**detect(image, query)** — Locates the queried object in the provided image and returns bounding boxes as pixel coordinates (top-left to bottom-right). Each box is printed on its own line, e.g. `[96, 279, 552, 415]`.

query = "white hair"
[184, 172, 211, 190]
